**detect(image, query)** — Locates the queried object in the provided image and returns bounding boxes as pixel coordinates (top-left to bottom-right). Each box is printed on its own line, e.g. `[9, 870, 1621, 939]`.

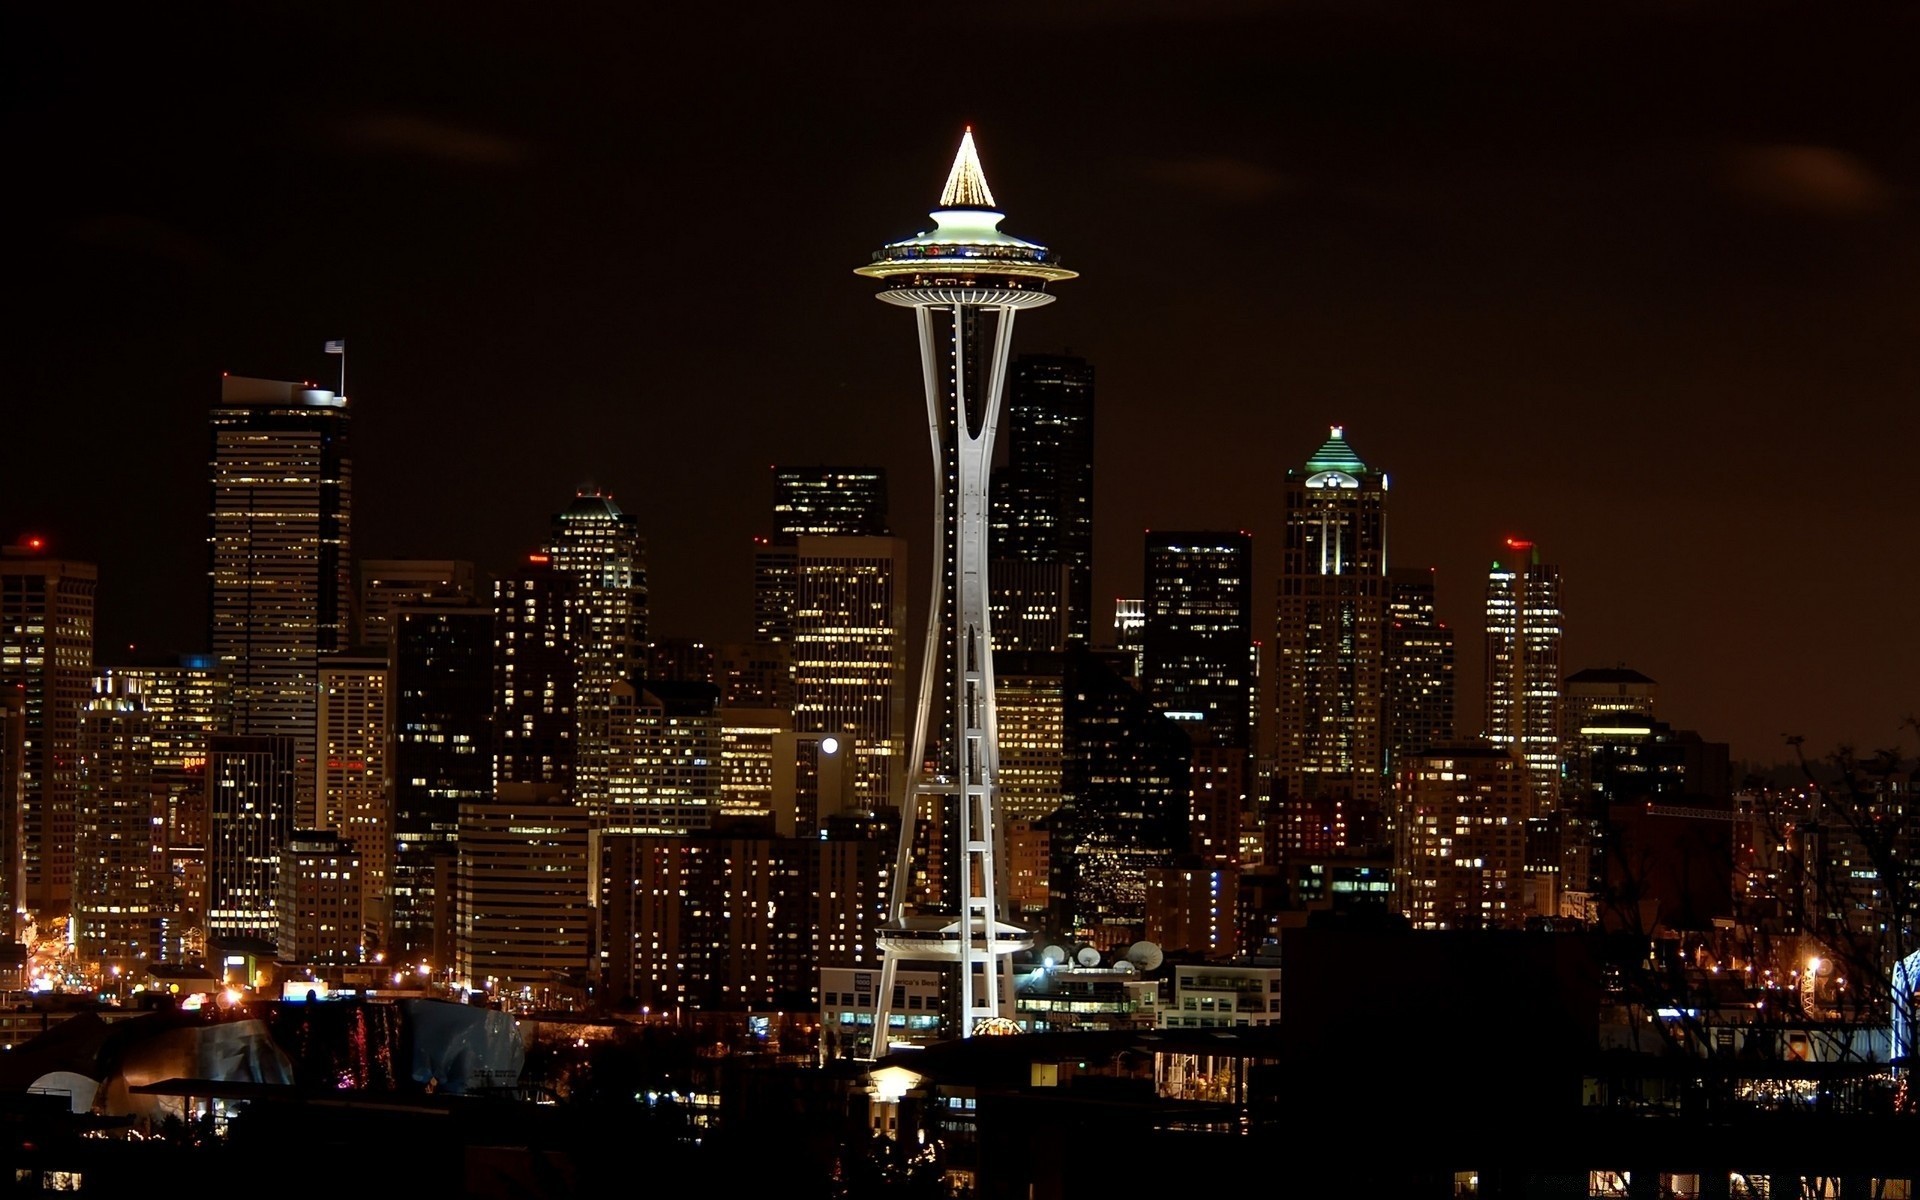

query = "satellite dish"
[1126, 941, 1164, 971]
[27, 1071, 99, 1115]
[1041, 945, 1068, 967]
[1112, 959, 1136, 974]
[1075, 946, 1102, 968]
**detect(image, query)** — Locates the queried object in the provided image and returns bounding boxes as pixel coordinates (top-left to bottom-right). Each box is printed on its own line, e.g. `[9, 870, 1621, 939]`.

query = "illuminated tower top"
[856, 127, 1077, 306]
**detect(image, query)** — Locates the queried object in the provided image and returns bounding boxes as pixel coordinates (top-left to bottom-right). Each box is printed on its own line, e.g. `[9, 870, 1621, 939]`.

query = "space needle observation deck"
[854, 128, 1075, 1055]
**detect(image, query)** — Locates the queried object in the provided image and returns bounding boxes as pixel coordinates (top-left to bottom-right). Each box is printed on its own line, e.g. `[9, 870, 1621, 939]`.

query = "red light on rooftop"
[22, 536, 46, 552]
[1504, 537, 1534, 551]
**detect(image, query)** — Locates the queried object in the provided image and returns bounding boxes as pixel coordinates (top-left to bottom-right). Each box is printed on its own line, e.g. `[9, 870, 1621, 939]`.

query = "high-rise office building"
[716, 706, 789, 827]
[600, 832, 817, 1013]
[604, 679, 722, 836]
[990, 352, 1095, 647]
[753, 468, 889, 710]
[493, 554, 577, 795]
[1048, 646, 1192, 947]
[388, 602, 494, 967]
[316, 653, 389, 953]
[547, 491, 646, 816]
[790, 536, 909, 809]
[1393, 744, 1529, 930]
[1563, 666, 1659, 797]
[772, 467, 890, 542]
[102, 653, 229, 963]
[856, 128, 1076, 1045]
[1484, 538, 1565, 810]
[74, 675, 166, 969]
[986, 561, 1073, 655]
[357, 559, 476, 649]
[1385, 566, 1456, 773]
[1273, 427, 1390, 844]
[0, 693, 25, 944]
[0, 539, 96, 919]
[1142, 531, 1255, 750]
[644, 638, 716, 686]
[455, 782, 593, 1008]
[276, 829, 363, 965]
[206, 375, 352, 817]
[714, 641, 790, 710]
[991, 651, 1067, 825]
[1112, 598, 1144, 681]
[1142, 531, 1255, 890]
[206, 732, 297, 944]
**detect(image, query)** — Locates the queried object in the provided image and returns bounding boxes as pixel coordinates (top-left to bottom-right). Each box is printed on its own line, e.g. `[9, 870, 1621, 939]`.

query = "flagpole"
[339, 347, 347, 399]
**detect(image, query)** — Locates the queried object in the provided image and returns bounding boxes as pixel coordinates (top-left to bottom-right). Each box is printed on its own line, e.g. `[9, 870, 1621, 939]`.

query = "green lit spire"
[1305, 425, 1368, 473]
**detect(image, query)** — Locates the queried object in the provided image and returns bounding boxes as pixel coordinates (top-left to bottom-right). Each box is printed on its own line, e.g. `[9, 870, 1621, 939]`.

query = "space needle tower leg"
[856, 127, 1076, 1055]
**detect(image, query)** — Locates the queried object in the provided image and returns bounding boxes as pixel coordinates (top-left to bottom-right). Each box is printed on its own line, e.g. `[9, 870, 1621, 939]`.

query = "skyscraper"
[357, 559, 476, 649]
[388, 602, 494, 967]
[316, 652, 389, 954]
[990, 352, 1095, 647]
[103, 653, 229, 963]
[1385, 566, 1456, 773]
[1049, 646, 1192, 946]
[492, 554, 578, 795]
[206, 375, 352, 813]
[790, 535, 909, 810]
[1142, 530, 1255, 750]
[605, 678, 723, 836]
[1393, 744, 1529, 930]
[772, 467, 890, 542]
[856, 128, 1076, 1046]
[1484, 539, 1565, 810]
[752, 467, 889, 712]
[1, 538, 97, 919]
[1112, 598, 1144, 681]
[546, 491, 646, 817]
[455, 782, 593, 1008]
[0, 693, 25, 944]
[1273, 427, 1389, 845]
[75, 674, 166, 969]
[206, 732, 297, 944]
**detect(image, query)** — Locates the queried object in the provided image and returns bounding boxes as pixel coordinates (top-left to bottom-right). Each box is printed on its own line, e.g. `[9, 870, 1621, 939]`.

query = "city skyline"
[7, 3, 1916, 768]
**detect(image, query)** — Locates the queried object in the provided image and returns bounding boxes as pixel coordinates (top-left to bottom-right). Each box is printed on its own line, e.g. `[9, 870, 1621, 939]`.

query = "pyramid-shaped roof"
[1305, 425, 1368, 473]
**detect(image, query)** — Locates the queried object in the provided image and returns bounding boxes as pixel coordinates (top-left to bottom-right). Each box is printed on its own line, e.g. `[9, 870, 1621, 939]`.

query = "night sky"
[6, 2, 1915, 768]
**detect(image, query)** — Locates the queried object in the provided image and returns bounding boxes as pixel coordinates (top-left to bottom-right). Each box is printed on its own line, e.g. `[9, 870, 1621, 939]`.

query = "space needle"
[855, 128, 1076, 1052]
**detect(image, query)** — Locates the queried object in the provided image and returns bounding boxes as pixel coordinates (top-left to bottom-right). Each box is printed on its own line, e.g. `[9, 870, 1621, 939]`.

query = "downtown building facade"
[207, 375, 352, 813]
[387, 602, 493, 968]
[315, 653, 388, 956]
[790, 535, 909, 810]
[356, 558, 476, 649]
[205, 375, 351, 945]
[752, 467, 890, 713]
[1483, 538, 1565, 810]
[1048, 647, 1193, 950]
[99, 654, 229, 963]
[1392, 744, 1530, 930]
[545, 491, 646, 818]
[0, 539, 98, 921]
[1271, 427, 1391, 856]
[989, 353, 1095, 652]
[74, 675, 167, 970]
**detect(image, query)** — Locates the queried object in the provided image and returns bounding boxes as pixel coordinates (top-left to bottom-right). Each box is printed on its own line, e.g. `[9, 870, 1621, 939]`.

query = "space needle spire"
[854, 128, 1077, 1055]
